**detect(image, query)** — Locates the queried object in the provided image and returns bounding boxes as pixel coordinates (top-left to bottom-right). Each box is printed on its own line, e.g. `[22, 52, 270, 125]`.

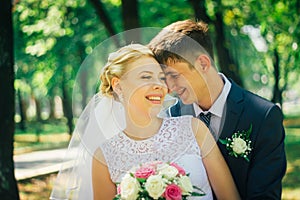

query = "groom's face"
[163, 61, 206, 105]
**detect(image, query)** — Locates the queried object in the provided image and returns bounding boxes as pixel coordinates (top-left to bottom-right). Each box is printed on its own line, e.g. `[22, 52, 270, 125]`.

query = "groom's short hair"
[148, 19, 213, 69]
[148, 19, 214, 68]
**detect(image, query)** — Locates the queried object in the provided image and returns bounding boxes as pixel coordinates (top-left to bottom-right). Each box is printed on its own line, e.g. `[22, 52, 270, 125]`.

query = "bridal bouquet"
[114, 161, 205, 200]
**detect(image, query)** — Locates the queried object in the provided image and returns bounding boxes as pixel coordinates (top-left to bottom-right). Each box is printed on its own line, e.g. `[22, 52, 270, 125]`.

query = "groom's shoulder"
[243, 88, 276, 109]
[231, 81, 275, 109]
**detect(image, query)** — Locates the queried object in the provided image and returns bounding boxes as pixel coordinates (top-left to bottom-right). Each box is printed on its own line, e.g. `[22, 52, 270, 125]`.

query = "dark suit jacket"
[169, 81, 287, 200]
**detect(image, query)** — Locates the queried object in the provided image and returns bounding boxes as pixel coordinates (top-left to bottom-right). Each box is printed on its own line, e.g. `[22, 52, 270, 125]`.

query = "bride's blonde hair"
[99, 44, 154, 97]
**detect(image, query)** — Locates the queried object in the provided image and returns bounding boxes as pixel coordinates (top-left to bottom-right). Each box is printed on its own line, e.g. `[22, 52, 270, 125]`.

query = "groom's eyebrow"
[164, 71, 178, 76]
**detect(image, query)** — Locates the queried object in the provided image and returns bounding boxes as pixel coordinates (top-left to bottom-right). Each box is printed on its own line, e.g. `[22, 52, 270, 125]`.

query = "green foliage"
[13, 0, 300, 120]
[14, 0, 110, 113]
[207, 0, 300, 101]
[139, 0, 194, 27]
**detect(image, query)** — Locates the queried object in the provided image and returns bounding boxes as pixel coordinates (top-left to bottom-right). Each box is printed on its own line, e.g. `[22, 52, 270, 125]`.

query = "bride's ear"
[111, 77, 121, 95]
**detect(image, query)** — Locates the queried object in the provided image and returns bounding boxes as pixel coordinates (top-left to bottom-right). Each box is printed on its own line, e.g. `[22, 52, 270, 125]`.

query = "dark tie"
[199, 112, 211, 128]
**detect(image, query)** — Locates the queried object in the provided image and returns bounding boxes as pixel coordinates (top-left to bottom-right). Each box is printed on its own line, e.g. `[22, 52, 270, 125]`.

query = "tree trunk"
[213, 12, 243, 87]
[62, 76, 74, 135]
[188, 0, 211, 23]
[121, 0, 140, 43]
[271, 49, 282, 106]
[35, 97, 42, 122]
[189, 0, 243, 86]
[0, 0, 20, 199]
[17, 89, 26, 131]
[80, 69, 88, 109]
[88, 0, 120, 47]
[77, 42, 88, 109]
[48, 96, 55, 120]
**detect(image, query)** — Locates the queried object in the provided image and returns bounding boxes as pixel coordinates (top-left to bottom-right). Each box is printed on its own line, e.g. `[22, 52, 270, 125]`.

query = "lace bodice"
[100, 116, 213, 199]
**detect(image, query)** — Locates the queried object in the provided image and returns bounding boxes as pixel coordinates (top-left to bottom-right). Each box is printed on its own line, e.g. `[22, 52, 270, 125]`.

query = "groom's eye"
[170, 74, 180, 79]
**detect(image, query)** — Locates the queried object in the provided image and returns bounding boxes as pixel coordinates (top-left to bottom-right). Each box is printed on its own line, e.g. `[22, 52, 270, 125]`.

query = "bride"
[50, 44, 240, 200]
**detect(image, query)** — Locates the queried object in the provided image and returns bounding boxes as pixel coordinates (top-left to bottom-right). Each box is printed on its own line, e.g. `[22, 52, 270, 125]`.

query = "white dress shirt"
[193, 73, 231, 138]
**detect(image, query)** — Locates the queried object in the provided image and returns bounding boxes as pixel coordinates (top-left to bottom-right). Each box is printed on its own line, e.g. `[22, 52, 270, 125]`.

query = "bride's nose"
[151, 76, 167, 90]
[152, 82, 166, 90]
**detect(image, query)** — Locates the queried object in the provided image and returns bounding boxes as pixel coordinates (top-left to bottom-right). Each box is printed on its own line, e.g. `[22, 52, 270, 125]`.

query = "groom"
[148, 19, 286, 199]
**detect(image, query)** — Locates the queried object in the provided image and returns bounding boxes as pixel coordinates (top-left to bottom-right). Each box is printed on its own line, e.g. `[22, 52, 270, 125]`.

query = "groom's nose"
[166, 77, 176, 92]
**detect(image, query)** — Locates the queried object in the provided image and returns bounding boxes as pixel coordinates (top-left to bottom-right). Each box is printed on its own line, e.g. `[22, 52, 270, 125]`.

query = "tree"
[0, 0, 19, 199]
[242, 0, 300, 106]
[88, 0, 121, 46]
[14, 0, 109, 126]
[189, 0, 244, 86]
[121, 0, 140, 43]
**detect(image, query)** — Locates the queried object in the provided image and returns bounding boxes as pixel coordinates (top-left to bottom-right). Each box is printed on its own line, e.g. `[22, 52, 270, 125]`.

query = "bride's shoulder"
[189, 117, 214, 150]
[190, 117, 210, 136]
[167, 115, 193, 121]
[93, 147, 104, 160]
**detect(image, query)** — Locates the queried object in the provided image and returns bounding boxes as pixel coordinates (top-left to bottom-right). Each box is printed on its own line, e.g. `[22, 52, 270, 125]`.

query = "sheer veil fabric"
[50, 94, 126, 199]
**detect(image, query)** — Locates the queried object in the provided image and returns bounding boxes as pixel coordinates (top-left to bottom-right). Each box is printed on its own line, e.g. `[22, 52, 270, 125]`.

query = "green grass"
[282, 128, 300, 200]
[15, 120, 68, 135]
[14, 120, 70, 154]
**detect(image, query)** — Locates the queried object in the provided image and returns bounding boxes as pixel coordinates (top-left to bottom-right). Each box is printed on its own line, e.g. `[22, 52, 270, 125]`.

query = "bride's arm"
[92, 148, 116, 200]
[191, 118, 241, 200]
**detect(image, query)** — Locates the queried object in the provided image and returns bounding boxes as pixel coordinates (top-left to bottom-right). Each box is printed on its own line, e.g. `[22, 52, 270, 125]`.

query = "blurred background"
[0, 0, 299, 199]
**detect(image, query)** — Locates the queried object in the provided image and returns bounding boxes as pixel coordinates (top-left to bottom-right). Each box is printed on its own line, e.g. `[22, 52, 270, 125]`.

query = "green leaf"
[113, 194, 121, 200]
[137, 177, 146, 183]
[191, 192, 206, 196]
[219, 138, 228, 144]
[193, 185, 206, 195]
[244, 156, 250, 162]
[245, 124, 253, 138]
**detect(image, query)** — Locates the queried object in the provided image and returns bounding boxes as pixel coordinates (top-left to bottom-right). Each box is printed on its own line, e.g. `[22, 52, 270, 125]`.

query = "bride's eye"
[141, 75, 152, 79]
[160, 76, 166, 82]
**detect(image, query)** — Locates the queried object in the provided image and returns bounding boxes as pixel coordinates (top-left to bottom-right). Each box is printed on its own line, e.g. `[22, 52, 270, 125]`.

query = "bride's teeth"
[148, 96, 161, 101]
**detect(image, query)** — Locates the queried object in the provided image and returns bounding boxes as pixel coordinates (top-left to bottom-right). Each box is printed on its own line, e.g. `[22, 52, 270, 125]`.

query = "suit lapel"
[180, 102, 196, 116]
[170, 100, 196, 117]
[219, 82, 245, 139]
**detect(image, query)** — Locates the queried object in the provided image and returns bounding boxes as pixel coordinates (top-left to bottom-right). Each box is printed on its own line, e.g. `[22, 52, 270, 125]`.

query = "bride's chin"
[149, 105, 163, 116]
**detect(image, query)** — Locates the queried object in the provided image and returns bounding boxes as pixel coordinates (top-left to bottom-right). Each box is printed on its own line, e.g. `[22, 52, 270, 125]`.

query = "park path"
[14, 148, 74, 181]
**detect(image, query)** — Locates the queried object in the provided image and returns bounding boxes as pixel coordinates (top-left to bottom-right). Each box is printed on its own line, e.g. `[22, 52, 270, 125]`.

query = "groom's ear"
[195, 54, 211, 72]
[111, 77, 121, 94]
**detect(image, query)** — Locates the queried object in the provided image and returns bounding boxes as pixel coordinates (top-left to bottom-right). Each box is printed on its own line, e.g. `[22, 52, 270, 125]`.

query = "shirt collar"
[193, 73, 231, 117]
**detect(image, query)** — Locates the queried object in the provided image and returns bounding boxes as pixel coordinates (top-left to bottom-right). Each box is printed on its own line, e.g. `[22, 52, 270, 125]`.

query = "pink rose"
[163, 184, 182, 200]
[117, 184, 121, 194]
[170, 163, 186, 176]
[134, 166, 156, 179]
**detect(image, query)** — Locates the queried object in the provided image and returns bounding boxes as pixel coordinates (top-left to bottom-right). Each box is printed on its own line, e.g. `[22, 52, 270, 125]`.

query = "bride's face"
[119, 56, 168, 121]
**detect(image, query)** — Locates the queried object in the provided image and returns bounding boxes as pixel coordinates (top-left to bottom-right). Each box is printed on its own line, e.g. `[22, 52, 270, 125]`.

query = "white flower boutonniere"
[219, 125, 253, 162]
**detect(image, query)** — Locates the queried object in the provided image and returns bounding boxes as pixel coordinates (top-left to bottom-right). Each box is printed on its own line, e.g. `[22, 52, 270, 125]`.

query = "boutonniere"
[219, 124, 253, 162]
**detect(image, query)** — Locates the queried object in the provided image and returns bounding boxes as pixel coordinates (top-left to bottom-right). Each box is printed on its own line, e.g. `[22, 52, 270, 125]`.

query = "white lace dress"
[100, 116, 213, 199]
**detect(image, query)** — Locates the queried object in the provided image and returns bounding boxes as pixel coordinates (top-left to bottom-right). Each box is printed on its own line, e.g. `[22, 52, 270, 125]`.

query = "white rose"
[120, 174, 140, 200]
[232, 137, 247, 154]
[178, 176, 193, 195]
[158, 165, 178, 179]
[177, 175, 193, 195]
[144, 175, 166, 199]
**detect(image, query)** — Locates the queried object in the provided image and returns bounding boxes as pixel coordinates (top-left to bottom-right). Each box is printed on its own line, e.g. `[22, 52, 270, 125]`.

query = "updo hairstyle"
[99, 44, 154, 97]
